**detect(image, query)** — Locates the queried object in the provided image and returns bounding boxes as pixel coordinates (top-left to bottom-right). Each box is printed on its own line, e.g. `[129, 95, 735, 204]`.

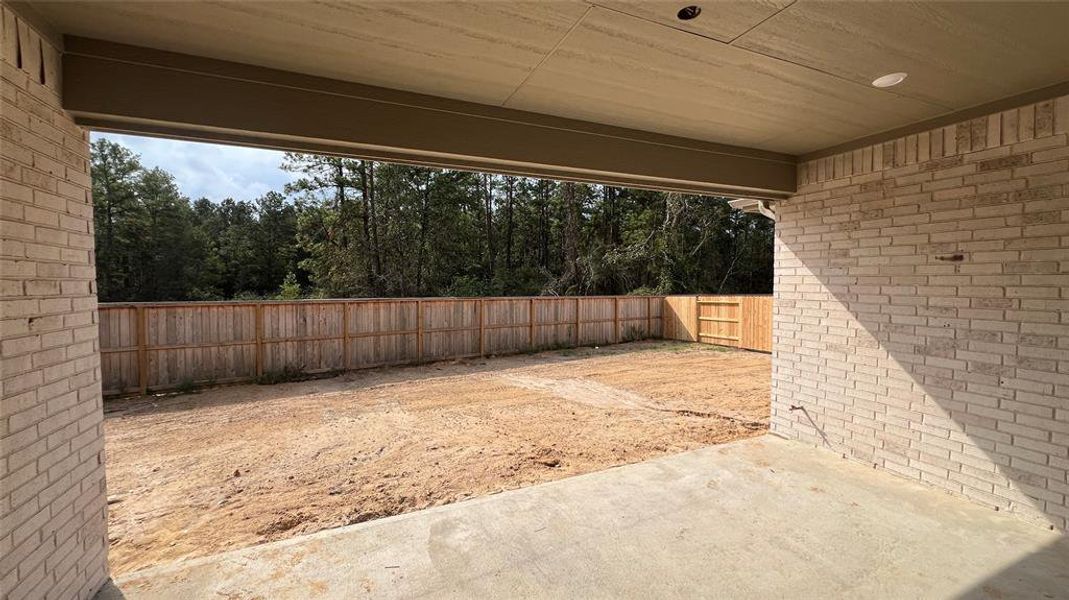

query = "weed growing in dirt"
[610, 340, 689, 353]
[173, 379, 198, 395]
[524, 340, 576, 355]
[613, 340, 736, 354]
[256, 366, 317, 385]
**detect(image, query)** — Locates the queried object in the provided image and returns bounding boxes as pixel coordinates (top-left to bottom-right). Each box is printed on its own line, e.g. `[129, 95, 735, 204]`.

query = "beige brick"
[1, 12, 106, 599]
[775, 94, 1069, 532]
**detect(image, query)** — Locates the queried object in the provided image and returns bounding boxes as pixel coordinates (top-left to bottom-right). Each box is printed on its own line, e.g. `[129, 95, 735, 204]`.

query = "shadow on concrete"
[93, 580, 125, 600]
[954, 536, 1069, 599]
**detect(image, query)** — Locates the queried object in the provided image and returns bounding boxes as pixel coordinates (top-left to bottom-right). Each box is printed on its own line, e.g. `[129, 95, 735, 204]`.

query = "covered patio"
[1, 2, 1067, 599]
[97, 436, 1069, 599]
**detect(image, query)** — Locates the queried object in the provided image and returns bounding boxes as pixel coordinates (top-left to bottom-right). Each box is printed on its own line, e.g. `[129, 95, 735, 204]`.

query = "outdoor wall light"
[871, 72, 908, 88]
[677, 5, 701, 20]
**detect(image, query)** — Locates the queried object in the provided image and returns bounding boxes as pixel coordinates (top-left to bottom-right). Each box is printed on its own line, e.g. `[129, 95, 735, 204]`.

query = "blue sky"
[93, 132, 301, 202]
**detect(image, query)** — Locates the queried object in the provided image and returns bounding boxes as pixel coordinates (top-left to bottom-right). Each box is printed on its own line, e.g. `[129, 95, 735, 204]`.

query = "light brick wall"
[1, 5, 109, 599]
[773, 94, 1069, 531]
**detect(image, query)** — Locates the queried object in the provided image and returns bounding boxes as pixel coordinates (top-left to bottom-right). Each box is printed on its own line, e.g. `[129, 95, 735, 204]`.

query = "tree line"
[90, 138, 773, 302]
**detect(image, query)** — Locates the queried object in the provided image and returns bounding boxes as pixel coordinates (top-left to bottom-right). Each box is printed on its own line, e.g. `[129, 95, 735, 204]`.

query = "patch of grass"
[607, 340, 687, 353]
[256, 366, 315, 385]
[523, 340, 587, 357]
[173, 378, 198, 396]
[621, 325, 646, 343]
[604, 340, 736, 354]
[515, 338, 726, 361]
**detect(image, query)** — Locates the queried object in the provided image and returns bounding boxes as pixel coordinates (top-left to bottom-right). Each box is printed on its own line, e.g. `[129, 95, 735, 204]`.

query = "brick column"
[1, 5, 109, 599]
[772, 94, 1069, 531]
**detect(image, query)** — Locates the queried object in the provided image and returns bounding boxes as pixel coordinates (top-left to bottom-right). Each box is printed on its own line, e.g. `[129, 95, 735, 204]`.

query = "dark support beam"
[61, 37, 796, 199]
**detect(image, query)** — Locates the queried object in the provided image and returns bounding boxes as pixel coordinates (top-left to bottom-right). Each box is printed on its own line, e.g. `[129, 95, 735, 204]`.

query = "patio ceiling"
[30, 1, 1069, 155]
[17, 1, 1069, 198]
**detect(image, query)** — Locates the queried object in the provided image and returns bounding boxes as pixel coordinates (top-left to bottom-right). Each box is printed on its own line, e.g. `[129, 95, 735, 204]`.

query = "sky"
[93, 132, 301, 202]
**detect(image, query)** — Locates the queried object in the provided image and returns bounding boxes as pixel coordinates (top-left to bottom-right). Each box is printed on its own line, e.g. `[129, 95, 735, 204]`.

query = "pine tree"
[91, 139, 774, 302]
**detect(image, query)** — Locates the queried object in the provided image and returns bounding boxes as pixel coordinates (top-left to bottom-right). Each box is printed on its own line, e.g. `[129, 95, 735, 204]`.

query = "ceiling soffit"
[28, 1, 1069, 156]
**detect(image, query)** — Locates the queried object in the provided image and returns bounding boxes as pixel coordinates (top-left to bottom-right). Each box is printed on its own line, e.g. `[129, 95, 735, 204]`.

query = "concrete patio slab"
[97, 435, 1069, 599]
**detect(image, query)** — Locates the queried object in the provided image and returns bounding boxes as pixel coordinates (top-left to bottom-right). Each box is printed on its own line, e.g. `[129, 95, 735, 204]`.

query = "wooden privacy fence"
[98, 296, 665, 396]
[662, 295, 773, 353]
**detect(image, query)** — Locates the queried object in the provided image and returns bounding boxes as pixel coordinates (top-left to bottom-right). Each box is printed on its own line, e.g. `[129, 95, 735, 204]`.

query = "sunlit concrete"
[96, 436, 1069, 599]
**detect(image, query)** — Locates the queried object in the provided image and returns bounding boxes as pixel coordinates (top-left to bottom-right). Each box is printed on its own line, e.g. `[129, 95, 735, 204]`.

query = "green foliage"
[256, 366, 318, 385]
[621, 325, 646, 343]
[92, 139, 773, 302]
[444, 275, 493, 297]
[173, 378, 198, 395]
[92, 139, 302, 302]
[275, 273, 303, 300]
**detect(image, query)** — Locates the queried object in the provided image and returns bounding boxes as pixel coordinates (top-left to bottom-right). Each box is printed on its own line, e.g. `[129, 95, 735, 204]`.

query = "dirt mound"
[257, 512, 313, 536]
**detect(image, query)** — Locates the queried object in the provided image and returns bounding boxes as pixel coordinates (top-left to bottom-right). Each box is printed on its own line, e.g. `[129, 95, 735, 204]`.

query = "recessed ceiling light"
[871, 72, 908, 88]
[677, 5, 701, 20]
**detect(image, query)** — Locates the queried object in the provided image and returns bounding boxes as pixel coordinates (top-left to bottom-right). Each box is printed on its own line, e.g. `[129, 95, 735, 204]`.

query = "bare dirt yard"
[103, 341, 770, 575]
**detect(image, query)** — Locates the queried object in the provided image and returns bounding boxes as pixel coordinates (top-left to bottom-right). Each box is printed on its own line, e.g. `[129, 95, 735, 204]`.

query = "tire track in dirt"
[498, 374, 766, 429]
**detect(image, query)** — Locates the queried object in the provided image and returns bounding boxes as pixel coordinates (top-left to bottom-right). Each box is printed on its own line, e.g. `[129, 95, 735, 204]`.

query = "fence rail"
[98, 296, 666, 396]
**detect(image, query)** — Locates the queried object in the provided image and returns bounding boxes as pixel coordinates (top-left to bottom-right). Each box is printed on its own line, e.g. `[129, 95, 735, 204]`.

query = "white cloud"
[92, 132, 301, 202]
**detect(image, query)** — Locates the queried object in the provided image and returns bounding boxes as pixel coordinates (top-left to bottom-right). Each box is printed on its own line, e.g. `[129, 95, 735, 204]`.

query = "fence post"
[136, 305, 147, 395]
[416, 300, 423, 364]
[660, 297, 666, 340]
[255, 302, 264, 377]
[574, 297, 581, 347]
[342, 302, 350, 370]
[478, 299, 485, 356]
[694, 295, 701, 343]
[647, 296, 652, 339]
[528, 297, 535, 350]
[613, 297, 619, 344]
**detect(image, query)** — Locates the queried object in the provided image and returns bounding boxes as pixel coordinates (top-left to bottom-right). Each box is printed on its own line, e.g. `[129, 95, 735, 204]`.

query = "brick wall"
[772, 94, 1069, 531]
[1, 5, 109, 599]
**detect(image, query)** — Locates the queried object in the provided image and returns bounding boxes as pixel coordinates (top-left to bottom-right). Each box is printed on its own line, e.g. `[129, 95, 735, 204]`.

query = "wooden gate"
[697, 297, 742, 346]
[695, 295, 772, 352]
